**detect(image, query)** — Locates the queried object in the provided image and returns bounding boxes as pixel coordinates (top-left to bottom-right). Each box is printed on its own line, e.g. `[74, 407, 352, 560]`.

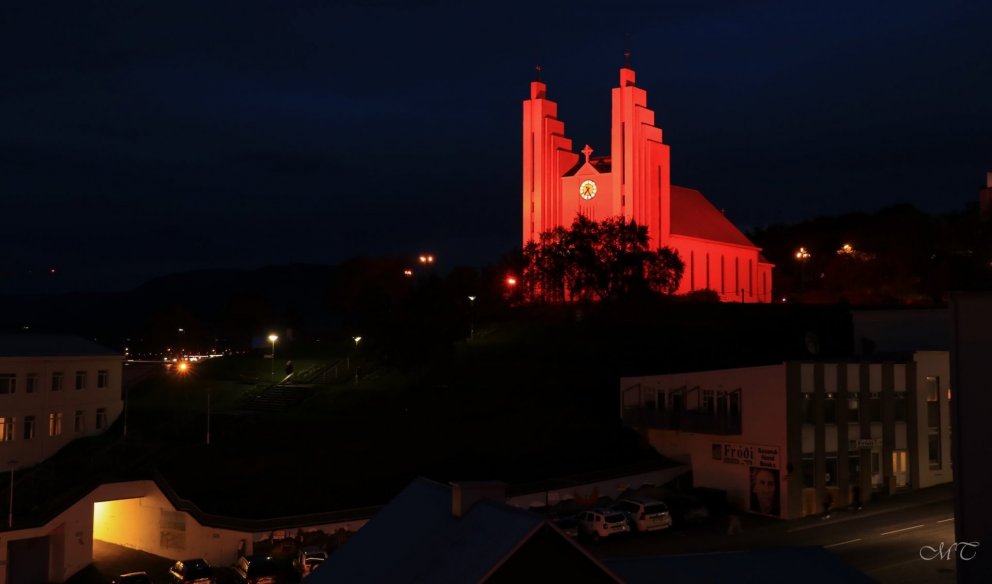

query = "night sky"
[4, 1, 990, 293]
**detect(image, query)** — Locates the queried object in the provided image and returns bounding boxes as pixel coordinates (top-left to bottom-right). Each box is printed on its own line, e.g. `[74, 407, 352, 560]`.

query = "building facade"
[523, 62, 774, 302]
[0, 335, 123, 470]
[620, 352, 952, 518]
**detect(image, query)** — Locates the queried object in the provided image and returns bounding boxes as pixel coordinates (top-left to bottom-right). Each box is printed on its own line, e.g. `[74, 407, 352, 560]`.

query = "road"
[590, 484, 960, 584]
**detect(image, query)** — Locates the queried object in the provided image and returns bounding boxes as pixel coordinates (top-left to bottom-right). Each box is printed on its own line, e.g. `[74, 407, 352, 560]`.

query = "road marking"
[825, 538, 862, 548]
[937, 517, 954, 523]
[880, 524, 924, 536]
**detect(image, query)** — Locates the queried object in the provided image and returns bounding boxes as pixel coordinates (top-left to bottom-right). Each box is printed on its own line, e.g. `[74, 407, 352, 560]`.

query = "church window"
[735, 257, 740, 293]
[720, 256, 725, 294]
[690, 252, 695, 291]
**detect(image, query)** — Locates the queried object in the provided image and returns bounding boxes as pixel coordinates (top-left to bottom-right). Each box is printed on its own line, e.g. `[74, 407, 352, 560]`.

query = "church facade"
[522, 64, 773, 303]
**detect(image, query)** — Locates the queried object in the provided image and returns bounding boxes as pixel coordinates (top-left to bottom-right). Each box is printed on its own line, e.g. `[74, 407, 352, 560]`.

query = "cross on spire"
[535, 64, 542, 82]
[582, 144, 594, 164]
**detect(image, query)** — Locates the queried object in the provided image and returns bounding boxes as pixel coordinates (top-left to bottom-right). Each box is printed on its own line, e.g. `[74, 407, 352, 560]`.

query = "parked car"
[575, 508, 630, 542]
[112, 573, 154, 584]
[551, 514, 580, 538]
[610, 496, 673, 533]
[232, 555, 300, 584]
[168, 558, 216, 584]
[663, 493, 711, 526]
[298, 547, 328, 577]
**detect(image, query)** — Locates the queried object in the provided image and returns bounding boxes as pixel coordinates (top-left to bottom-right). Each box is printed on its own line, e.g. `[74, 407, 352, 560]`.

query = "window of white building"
[49, 412, 63, 437]
[23, 416, 35, 440]
[26, 373, 37, 393]
[0, 417, 13, 442]
[75, 371, 87, 390]
[74, 410, 85, 433]
[97, 370, 109, 388]
[52, 372, 63, 391]
[0, 374, 15, 394]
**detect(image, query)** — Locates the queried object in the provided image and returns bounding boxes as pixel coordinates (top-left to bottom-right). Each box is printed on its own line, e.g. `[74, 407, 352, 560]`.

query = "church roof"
[671, 185, 757, 249]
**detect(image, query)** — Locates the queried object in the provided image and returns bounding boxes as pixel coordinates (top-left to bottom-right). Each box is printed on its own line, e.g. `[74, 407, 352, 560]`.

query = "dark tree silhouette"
[521, 215, 684, 302]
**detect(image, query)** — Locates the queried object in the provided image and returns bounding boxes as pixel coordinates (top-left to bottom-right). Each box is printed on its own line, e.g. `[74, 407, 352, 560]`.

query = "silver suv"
[576, 507, 630, 542]
[610, 496, 673, 533]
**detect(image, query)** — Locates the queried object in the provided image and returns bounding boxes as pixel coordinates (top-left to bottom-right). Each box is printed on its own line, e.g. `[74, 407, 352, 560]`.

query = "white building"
[0, 335, 123, 470]
[621, 351, 952, 518]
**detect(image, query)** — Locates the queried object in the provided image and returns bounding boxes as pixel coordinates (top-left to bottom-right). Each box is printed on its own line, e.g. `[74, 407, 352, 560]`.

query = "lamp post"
[795, 247, 811, 293]
[268, 334, 279, 378]
[123, 381, 129, 440]
[206, 387, 211, 446]
[8, 460, 17, 528]
[467, 296, 476, 339]
[352, 336, 362, 385]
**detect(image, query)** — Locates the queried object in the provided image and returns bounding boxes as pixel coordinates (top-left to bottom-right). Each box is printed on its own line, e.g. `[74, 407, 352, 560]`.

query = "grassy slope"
[16, 301, 850, 520]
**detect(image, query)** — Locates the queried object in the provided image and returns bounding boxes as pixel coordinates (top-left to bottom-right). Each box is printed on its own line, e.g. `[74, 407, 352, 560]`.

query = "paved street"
[589, 483, 959, 584]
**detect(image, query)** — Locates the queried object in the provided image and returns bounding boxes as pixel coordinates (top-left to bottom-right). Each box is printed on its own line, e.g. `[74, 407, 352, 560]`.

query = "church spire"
[620, 36, 635, 86]
[535, 64, 542, 82]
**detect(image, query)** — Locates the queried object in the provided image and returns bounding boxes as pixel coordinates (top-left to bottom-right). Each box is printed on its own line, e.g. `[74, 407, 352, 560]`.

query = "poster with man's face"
[749, 466, 780, 516]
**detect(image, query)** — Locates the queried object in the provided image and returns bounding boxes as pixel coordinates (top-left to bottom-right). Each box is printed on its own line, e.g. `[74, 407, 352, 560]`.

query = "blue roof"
[0, 334, 120, 357]
[312, 477, 549, 584]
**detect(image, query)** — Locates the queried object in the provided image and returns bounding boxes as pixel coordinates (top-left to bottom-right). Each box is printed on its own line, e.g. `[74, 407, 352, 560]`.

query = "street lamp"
[8, 460, 17, 528]
[352, 336, 362, 385]
[468, 296, 476, 339]
[268, 334, 279, 378]
[795, 247, 811, 293]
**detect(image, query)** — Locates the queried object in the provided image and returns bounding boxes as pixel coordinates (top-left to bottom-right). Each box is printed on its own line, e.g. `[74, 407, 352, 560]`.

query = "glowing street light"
[795, 247, 811, 293]
[838, 243, 854, 255]
[468, 296, 477, 339]
[418, 254, 435, 265]
[268, 334, 278, 377]
[352, 336, 362, 385]
[506, 276, 517, 287]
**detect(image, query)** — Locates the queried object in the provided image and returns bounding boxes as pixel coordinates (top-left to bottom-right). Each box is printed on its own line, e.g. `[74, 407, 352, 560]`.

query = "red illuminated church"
[522, 61, 773, 303]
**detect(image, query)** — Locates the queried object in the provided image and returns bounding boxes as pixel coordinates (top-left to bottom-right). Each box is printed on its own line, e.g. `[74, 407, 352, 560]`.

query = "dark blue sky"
[3, 1, 990, 293]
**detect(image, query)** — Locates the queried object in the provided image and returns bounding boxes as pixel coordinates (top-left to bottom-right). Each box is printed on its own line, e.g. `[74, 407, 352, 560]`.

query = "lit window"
[75, 371, 87, 390]
[52, 372, 63, 392]
[0, 417, 13, 442]
[74, 410, 85, 433]
[23, 416, 35, 440]
[95, 408, 107, 430]
[0, 374, 15, 394]
[97, 370, 109, 389]
[49, 412, 63, 436]
[26, 373, 37, 393]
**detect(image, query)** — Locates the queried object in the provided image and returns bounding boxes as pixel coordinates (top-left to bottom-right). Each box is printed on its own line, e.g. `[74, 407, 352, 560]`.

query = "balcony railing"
[622, 408, 742, 435]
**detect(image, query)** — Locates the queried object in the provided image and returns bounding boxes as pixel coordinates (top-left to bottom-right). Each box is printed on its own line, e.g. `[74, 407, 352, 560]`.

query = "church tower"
[522, 69, 578, 245]
[610, 56, 671, 245]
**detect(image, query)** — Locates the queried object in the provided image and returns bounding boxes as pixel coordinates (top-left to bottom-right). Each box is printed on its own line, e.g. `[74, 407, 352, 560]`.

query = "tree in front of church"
[520, 215, 684, 303]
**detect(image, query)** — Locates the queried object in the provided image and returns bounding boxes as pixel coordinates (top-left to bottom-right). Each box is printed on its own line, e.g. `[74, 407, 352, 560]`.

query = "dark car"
[112, 573, 154, 584]
[232, 555, 300, 584]
[663, 494, 711, 527]
[168, 558, 216, 584]
[551, 514, 580, 538]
